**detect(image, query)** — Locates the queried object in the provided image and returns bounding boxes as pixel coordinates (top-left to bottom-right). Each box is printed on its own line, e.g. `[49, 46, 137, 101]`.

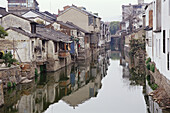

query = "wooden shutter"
[149, 10, 153, 28]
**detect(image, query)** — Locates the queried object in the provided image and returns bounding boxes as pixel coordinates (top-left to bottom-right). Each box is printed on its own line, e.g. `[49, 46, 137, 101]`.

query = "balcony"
[58, 50, 70, 59]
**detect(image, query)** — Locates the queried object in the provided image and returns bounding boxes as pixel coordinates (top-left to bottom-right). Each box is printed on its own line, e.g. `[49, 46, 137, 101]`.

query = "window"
[156, 39, 158, 57]
[154, 1, 155, 16]
[31, 23, 36, 34]
[32, 41, 34, 58]
[88, 16, 93, 25]
[168, 53, 170, 70]
[159, 39, 161, 57]
[42, 40, 45, 52]
[55, 42, 57, 53]
[168, 38, 170, 70]
[163, 30, 166, 53]
[93, 17, 96, 27]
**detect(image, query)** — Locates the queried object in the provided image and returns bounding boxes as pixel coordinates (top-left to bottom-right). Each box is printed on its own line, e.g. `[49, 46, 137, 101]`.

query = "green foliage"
[129, 39, 145, 57]
[35, 68, 39, 83]
[0, 25, 8, 38]
[147, 64, 150, 70]
[151, 83, 158, 90]
[150, 64, 155, 73]
[13, 82, 16, 87]
[146, 75, 150, 81]
[35, 68, 39, 77]
[146, 75, 158, 90]
[36, 19, 44, 25]
[2, 52, 17, 67]
[7, 82, 12, 88]
[146, 57, 151, 64]
[109, 21, 120, 35]
[129, 68, 145, 86]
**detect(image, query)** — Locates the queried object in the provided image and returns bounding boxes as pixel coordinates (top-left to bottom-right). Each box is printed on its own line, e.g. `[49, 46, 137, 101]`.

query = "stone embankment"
[147, 63, 170, 109]
[0, 66, 21, 88]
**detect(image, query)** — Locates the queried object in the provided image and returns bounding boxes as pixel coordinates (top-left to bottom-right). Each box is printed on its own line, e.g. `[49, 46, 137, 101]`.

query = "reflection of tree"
[0, 51, 111, 113]
[110, 51, 120, 60]
[129, 68, 145, 86]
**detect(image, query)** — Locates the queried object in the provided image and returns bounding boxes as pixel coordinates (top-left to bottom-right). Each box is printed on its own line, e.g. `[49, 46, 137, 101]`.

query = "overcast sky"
[0, 0, 152, 21]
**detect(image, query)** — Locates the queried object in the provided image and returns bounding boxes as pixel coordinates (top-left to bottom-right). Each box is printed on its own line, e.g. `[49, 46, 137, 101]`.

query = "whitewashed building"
[151, 0, 162, 77]
[159, 0, 170, 79]
[144, 0, 170, 80]
[22, 10, 56, 25]
[144, 2, 153, 60]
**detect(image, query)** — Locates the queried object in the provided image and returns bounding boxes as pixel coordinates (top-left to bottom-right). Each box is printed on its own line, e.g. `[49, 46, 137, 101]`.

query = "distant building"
[57, 5, 102, 52]
[121, 0, 147, 32]
[7, 0, 39, 15]
[22, 10, 56, 25]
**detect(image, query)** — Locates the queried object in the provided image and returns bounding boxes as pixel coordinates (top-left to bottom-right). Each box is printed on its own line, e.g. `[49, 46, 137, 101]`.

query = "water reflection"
[1, 49, 170, 113]
[0, 50, 111, 113]
[121, 49, 170, 113]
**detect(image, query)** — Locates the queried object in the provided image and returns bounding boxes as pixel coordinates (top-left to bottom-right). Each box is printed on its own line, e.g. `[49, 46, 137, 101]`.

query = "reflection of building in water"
[122, 63, 130, 78]
[110, 51, 120, 60]
[0, 51, 111, 113]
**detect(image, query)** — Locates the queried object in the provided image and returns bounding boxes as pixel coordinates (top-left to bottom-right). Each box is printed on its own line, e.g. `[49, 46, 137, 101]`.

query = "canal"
[0, 50, 169, 113]
[45, 51, 146, 113]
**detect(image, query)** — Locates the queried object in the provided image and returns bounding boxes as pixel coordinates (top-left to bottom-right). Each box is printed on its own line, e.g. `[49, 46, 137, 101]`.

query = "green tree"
[109, 21, 120, 35]
[36, 19, 45, 25]
[0, 25, 8, 38]
[2, 52, 17, 67]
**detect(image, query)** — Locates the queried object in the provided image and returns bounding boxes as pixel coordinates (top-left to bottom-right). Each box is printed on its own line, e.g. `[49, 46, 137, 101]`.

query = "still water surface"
[0, 51, 149, 113]
[45, 58, 146, 113]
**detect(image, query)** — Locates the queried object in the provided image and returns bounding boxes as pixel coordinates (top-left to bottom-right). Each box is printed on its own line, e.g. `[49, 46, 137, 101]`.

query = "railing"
[58, 50, 70, 59]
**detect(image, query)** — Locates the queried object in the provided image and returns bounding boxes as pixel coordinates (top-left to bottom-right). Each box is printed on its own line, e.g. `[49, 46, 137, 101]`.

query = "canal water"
[0, 50, 168, 113]
[45, 51, 146, 113]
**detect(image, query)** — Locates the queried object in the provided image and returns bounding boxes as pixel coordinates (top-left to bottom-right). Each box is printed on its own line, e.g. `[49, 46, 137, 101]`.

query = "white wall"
[160, 0, 170, 80]
[146, 30, 153, 60]
[2, 14, 31, 33]
[22, 11, 39, 18]
[57, 8, 89, 32]
[6, 29, 31, 62]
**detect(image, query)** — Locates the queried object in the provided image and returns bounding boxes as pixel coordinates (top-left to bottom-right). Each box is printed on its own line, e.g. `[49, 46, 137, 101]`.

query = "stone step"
[21, 79, 32, 84]
[20, 77, 27, 82]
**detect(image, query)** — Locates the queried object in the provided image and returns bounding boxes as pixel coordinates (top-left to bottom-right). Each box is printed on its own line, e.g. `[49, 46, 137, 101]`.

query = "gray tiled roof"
[6, 27, 46, 40]
[66, 21, 90, 34]
[57, 21, 75, 29]
[23, 9, 56, 21]
[0, 7, 8, 16]
[36, 26, 71, 43]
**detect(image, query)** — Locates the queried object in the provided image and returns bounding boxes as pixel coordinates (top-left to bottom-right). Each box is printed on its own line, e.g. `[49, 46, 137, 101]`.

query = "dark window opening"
[168, 53, 170, 70]
[59, 42, 64, 50]
[55, 42, 57, 53]
[0, 52, 3, 59]
[31, 23, 36, 34]
[163, 30, 166, 53]
[42, 40, 45, 52]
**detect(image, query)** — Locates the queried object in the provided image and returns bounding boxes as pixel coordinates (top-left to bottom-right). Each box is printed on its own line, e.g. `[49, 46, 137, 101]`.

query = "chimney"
[58, 9, 61, 14]
[63, 6, 70, 10]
